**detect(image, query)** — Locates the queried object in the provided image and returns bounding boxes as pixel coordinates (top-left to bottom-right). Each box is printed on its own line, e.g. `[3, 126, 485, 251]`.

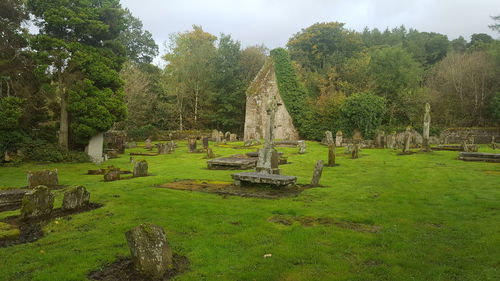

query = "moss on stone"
[0, 222, 20, 240]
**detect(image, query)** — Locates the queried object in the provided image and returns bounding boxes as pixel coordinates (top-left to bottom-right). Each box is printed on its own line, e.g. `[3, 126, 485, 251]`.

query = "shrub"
[340, 92, 386, 138]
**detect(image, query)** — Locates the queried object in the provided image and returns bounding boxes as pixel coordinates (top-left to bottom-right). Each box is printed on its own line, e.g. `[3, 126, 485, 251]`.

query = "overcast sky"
[121, 0, 500, 63]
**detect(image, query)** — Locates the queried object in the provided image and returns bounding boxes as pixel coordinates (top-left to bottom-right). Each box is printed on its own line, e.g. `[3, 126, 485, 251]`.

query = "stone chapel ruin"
[244, 58, 299, 141]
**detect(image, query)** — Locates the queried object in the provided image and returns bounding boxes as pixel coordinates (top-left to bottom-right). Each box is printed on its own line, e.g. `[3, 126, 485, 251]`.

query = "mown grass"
[0, 142, 499, 281]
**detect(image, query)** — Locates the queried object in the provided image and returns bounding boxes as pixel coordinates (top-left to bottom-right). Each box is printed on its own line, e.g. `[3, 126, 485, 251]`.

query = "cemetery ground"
[0, 142, 499, 281]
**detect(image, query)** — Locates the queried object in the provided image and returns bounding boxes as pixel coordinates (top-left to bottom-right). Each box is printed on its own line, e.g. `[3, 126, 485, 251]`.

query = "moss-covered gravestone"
[21, 185, 54, 220]
[27, 169, 58, 188]
[104, 168, 120, 182]
[133, 160, 148, 177]
[298, 140, 306, 154]
[310, 160, 324, 187]
[62, 186, 90, 211]
[125, 223, 173, 279]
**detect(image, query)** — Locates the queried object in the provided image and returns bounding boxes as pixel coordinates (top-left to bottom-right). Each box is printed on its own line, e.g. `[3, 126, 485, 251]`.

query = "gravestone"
[325, 131, 334, 145]
[310, 160, 324, 187]
[229, 133, 237, 142]
[27, 170, 59, 188]
[352, 129, 362, 159]
[375, 131, 386, 148]
[133, 160, 148, 177]
[157, 143, 172, 154]
[188, 139, 197, 152]
[62, 186, 90, 211]
[298, 140, 306, 154]
[335, 131, 343, 147]
[206, 148, 215, 159]
[21, 185, 54, 219]
[202, 137, 209, 149]
[225, 132, 231, 141]
[145, 139, 152, 150]
[125, 142, 137, 149]
[211, 130, 219, 141]
[86, 133, 104, 164]
[125, 223, 173, 279]
[218, 131, 224, 143]
[104, 168, 120, 182]
[387, 131, 397, 149]
[422, 103, 431, 152]
[403, 126, 412, 154]
[328, 144, 336, 166]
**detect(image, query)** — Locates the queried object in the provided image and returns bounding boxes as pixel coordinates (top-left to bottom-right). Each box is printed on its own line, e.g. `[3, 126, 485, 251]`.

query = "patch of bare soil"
[268, 215, 381, 233]
[0, 203, 102, 247]
[158, 180, 313, 199]
[88, 254, 189, 281]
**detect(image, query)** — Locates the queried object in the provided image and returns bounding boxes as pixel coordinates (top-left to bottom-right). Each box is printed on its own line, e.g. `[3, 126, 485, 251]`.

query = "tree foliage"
[340, 93, 386, 138]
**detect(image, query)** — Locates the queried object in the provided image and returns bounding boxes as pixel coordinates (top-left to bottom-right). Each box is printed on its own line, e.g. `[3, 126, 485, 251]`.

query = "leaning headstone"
[133, 160, 148, 177]
[125, 223, 173, 279]
[104, 168, 120, 182]
[229, 133, 237, 142]
[310, 160, 324, 187]
[335, 131, 343, 147]
[403, 126, 412, 154]
[202, 137, 209, 149]
[187, 139, 197, 152]
[325, 131, 334, 145]
[62, 186, 90, 211]
[328, 144, 336, 166]
[21, 185, 54, 219]
[27, 170, 59, 188]
[422, 103, 431, 152]
[298, 140, 306, 154]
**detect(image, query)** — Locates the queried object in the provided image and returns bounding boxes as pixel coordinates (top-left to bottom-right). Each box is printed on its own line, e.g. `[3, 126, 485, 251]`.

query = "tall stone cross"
[264, 95, 280, 149]
[256, 96, 281, 174]
[422, 103, 431, 151]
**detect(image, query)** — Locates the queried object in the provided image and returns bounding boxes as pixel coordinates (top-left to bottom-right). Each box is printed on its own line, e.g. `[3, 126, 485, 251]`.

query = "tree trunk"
[59, 88, 69, 149]
[58, 71, 69, 149]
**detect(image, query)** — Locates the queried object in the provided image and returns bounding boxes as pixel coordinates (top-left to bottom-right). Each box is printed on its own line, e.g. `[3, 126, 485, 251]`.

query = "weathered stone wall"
[440, 127, 500, 144]
[244, 58, 299, 141]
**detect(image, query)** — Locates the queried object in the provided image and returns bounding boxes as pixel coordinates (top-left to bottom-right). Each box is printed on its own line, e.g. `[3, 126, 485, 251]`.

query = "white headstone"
[86, 133, 104, 164]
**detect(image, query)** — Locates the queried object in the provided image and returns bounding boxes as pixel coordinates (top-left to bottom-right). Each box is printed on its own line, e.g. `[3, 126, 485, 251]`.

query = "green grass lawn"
[0, 142, 499, 281]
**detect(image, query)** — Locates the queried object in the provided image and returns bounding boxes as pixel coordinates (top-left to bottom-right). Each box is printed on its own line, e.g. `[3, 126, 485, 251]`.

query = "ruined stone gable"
[244, 58, 299, 141]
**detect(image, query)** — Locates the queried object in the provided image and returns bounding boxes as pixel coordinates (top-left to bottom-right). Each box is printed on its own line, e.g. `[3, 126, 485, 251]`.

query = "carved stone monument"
[255, 96, 280, 175]
[422, 103, 431, 152]
[325, 131, 334, 145]
[86, 133, 104, 164]
[403, 126, 412, 154]
[335, 131, 343, 147]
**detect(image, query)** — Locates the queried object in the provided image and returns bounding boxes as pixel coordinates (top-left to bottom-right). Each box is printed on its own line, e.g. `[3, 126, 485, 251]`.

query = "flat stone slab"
[0, 189, 30, 211]
[207, 157, 257, 170]
[459, 152, 500, 163]
[231, 172, 297, 187]
[432, 145, 463, 151]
